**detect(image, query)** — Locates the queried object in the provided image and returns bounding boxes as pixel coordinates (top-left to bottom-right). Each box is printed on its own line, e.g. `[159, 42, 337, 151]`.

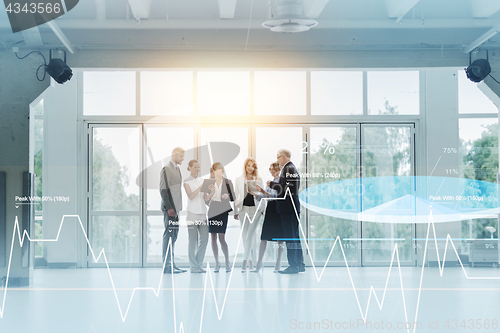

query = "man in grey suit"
[160, 147, 187, 274]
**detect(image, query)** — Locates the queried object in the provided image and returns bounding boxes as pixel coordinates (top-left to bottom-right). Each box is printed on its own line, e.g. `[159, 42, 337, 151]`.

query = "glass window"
[34, 119, 43, 212]
[458, 70, 498, 114]
[197, 71, 250, 115]
[33, 99, 43, 115]
[311, 71, 363, 115]
[459, 118, 498, 184]
[34, 119, 43, 257]
[255, 127, 304, 175]
[361, 125, 413, 263]
[200, 126, 248, 184]
[308, 127, 359, 263]
[91, 216, 140, 263]
[83, 71, 136, 116]
[92, 127, 141, 211]
[459, 118, 498, 253]
[367, 71, 419, 115]
[254, 71, 306, 115]
[140, 71, 193, 116]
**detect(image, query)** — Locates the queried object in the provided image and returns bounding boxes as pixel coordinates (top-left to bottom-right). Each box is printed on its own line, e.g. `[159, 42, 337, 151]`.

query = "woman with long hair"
[183, 159, 209, 273]
[234, 157, 265, 272]
[251, 162, 285, 273]
[204, 162, 235, 273]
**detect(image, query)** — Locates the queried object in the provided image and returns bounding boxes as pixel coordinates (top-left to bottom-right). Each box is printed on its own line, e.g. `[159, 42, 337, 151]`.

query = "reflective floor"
[1, 265, 499, 333]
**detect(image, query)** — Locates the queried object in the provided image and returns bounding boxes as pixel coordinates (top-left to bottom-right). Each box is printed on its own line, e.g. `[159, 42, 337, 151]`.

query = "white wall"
[40, 79, 80, 266]
[0, 50, 50, 284]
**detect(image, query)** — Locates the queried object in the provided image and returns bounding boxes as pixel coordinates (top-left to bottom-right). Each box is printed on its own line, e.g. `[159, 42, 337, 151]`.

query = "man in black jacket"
[269, 149, 305, 274]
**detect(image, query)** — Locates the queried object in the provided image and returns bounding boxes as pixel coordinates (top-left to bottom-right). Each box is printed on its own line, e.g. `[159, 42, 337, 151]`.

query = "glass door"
[143, 125, 196, 266]
[88, 124, 143, 267]
[360, 124, 415, 265]
[86, 122, 416, 267]
[306, 125, 360, 266]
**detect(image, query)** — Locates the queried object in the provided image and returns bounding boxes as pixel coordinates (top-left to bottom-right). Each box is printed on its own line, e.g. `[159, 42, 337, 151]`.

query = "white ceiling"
[1, 0, 500, 52]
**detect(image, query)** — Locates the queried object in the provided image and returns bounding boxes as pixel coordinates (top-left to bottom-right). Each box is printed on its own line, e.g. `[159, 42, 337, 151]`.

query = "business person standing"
[184, 159, 209, 273]
[234, 158, 265, 272]
[250, 162, 285, 273]
[160, 147, 187, 274]
[204, 162, 235, 273]
[269, 149, 305, 274]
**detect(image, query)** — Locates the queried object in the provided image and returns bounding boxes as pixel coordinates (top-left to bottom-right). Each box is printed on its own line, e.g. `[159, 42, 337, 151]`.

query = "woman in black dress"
[204, 162, 235, 273]
[251, 162, 285, 273]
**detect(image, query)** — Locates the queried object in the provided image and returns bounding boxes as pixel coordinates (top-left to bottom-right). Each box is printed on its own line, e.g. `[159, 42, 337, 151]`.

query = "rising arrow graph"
[1, 189, 499, 333]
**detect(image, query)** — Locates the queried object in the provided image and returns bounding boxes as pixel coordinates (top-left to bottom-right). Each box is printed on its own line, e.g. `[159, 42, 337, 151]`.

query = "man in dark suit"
[160, 147, 187, 274]
[269, 149, 305, 274]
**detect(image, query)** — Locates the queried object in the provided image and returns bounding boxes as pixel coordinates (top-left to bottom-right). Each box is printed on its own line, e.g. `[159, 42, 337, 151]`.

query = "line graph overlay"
[0, 190, 498, 333]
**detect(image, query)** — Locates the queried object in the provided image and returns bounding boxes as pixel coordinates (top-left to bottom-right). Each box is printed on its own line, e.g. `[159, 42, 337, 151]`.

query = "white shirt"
[184, 175, 207, 214]
[212, 179, 223, 202]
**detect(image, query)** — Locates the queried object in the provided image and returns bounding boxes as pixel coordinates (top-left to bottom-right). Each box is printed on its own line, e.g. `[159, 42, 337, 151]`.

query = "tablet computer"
[200, 179, 216, 193]
[246, 180, 258, 194]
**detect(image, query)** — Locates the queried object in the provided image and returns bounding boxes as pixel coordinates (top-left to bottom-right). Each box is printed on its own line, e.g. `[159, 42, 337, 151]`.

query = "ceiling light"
[46, 49, 73, 84]
[465, 50, 491, 83]
[263, 19, 318, 33]
[262, 0, 318, 33]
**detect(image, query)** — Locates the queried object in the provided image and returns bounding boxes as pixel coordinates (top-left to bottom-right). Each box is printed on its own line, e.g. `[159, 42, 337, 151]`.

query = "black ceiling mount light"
[465, 50, 491, 83]
[46, 49, 73, 84]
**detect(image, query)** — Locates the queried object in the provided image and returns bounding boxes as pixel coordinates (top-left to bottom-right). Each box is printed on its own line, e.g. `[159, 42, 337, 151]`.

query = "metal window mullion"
[250, 71, 254, 117]
[306, 71, 311, 116]
[363, 72, 368, 116]
[193, 71, 198, 116]
[141, 124, 146, 267]
[304, 126, 310, 258]
[357, 124, 363, 266]
[136, 71, 141, 116]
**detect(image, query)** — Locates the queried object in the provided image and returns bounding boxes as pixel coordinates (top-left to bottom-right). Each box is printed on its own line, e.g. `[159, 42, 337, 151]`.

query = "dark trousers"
[280, 212, 304, 270]
[162, 211, 179, 267]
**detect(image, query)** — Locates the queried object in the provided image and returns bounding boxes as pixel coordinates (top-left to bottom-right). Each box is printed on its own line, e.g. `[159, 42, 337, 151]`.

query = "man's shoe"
[173, 265, 187, 273]
[279, 267, 299, 274]
[164, 267, 184, 274]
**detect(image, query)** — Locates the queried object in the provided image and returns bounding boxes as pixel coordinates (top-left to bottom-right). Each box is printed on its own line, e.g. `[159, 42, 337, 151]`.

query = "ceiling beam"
[46, 21, 75, 54]
[21, 27, 44, 47]
[2, 18, 500, 30]
[127, 0, 152, 20]
[463, 21, 500, 53]
[468, 0, 500, 18]
[217, 0, 237, 19]
[302, 0, 329, 19]
[385, 0, 420, 23]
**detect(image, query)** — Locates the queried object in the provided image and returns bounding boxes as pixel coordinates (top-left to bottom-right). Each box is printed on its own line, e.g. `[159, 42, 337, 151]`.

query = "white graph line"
[0, 215, 182, 325]
[1, 190, 499, 333]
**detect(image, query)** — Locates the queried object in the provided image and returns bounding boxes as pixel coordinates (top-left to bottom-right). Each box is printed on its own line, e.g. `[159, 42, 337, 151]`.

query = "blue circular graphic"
[299, 176, 500, 223]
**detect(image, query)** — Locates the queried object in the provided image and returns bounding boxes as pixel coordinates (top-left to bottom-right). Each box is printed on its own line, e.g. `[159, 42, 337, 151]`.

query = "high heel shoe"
[241, 260, 247, 273]
[214, 263, 220, 273]
[226, 262, 231, 273]
[251, 262, 263, 273]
